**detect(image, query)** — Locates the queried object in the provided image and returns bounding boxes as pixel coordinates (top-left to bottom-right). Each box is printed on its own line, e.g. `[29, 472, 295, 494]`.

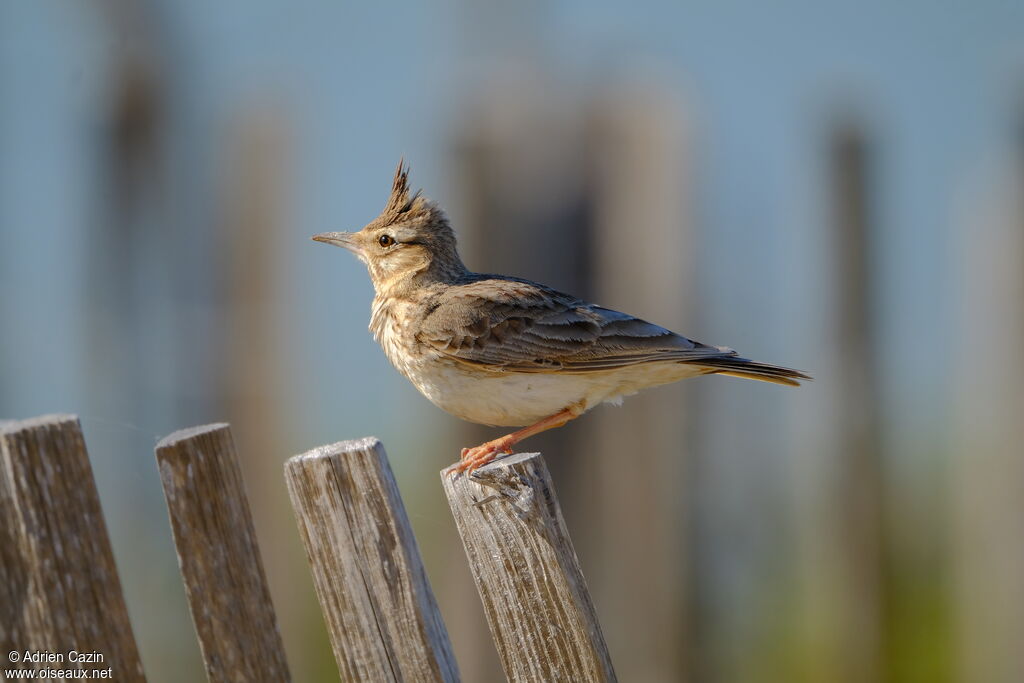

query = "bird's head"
[313, 160, 466, 294]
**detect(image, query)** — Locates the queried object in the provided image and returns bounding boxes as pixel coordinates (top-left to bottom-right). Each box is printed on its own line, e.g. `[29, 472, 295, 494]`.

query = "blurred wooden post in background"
[452, 81, 592, 431]
[215, 110, 328, 679]
[828, 122, 885, 683]
[442, 453, 616, 683]
[155, 423, 292, 683]
[953, 116, 1024, 683]
[581, 85, 692, 682]
[90, 0, 165, 425]
[0, 415, 146, 681]
[285, 438, 460, 683]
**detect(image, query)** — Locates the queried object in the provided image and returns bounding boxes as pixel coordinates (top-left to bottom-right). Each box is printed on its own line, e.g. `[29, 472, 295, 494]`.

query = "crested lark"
[314, 161, 809, 475]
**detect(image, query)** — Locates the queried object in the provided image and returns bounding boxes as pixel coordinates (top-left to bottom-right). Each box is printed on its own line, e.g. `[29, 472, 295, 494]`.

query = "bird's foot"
[446, 437, 515, 478]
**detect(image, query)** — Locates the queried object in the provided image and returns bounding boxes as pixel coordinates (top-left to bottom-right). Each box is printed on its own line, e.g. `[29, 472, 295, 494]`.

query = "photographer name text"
[9, 651, 103, 665]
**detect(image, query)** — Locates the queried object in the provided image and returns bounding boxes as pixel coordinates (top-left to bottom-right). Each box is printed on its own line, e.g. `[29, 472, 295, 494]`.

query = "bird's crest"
[379, 158, 423, 224]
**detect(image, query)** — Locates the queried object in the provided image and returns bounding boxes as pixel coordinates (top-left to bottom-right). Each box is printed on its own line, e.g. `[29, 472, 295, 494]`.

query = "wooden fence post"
[0, 414, 146, 681]
[155, 423, 291, 683]
[442, 453, 617, 683]
[285, 437, 460, 683]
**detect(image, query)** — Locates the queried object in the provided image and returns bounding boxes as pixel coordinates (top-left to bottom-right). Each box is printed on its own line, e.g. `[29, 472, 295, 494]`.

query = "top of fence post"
[286, 437, 460, 683]
[156, 423, 292, 683]
[442, 452, 617, 683]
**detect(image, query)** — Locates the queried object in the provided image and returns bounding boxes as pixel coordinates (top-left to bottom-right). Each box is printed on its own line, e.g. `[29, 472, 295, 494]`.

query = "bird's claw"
[446, 440, 514, 478]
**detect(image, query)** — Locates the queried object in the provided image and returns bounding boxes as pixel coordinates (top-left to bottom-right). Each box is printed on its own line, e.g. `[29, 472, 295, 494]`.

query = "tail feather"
[690, 356, 811, 387]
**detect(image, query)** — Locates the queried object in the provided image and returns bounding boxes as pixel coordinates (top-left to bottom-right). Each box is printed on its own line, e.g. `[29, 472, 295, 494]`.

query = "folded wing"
[416, 276, 732, 374]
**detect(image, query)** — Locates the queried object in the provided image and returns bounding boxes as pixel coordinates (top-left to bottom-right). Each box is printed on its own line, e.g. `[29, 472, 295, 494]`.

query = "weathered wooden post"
[0, 415, 146, 681]
[155, 423, 292, 683]
[285, 437, 460, 683]
[442, 453, 617, 683]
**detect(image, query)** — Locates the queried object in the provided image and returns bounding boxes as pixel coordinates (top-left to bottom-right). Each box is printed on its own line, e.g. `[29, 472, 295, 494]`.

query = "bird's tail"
[691, 356, 811, 387]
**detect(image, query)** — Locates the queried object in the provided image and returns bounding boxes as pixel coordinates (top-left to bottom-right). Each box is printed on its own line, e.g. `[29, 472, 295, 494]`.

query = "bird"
[313, 160, 809, 475]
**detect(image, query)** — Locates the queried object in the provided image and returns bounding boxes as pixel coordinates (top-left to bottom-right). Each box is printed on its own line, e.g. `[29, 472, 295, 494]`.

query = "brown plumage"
[314, 160, 810, 474]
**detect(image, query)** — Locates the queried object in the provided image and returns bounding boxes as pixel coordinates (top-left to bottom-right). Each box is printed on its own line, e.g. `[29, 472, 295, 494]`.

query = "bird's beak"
[312, 231, 361, 256]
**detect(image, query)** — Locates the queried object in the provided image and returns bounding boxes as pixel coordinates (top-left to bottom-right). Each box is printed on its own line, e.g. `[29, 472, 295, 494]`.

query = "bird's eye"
[378, 234, 395, 248]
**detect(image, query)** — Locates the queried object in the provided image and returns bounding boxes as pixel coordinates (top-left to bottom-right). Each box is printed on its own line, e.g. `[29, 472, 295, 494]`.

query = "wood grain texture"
[285, 437, 460, 683]
[156, 423, 291, 683]
[0, 414, 146, 680]
[442, 452, 617, 683]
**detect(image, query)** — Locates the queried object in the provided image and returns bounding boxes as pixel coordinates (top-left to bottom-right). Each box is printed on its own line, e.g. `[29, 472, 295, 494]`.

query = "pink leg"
[447, 402, 585, 476]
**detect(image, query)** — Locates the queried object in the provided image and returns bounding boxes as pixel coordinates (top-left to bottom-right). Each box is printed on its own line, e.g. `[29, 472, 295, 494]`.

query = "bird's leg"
[449, 402, 585, 476]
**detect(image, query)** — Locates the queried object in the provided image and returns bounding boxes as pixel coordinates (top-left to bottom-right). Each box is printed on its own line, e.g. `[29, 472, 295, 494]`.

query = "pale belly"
[399, 355, 702, 427]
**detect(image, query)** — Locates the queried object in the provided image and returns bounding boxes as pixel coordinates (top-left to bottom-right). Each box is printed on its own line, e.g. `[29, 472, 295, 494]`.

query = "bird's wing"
[416, 277, 733, 373]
